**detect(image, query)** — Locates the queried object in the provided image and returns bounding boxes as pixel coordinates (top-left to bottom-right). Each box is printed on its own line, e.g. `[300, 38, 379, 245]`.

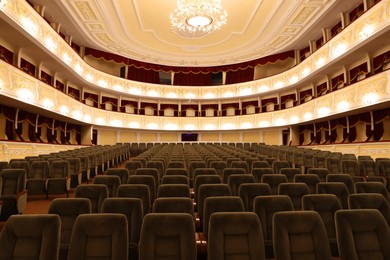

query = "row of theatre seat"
[0, 143, 131, 220]
[1, 195, 390, 260]
[1, 142, 390, 259]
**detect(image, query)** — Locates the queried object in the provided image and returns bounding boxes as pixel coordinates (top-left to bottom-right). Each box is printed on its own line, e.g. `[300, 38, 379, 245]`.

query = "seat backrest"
[161, 175, 189, 185]
[135, 168, 159, 189]
[153, 197, 195, 222]
[272, 160, 290, 174]
[261, 174, 288, 195]
[231, 161, 249, 174]
[280, 168, 302, 182]
[194, 175, 222, 203]
[0, 169, 26, 195]
[167, 161, 185, 168]
[164, 168, 189, 177]
[209, 161, 227, 176]
[139, 213, 196, 260]
[359, 160, 379, 177]
[127, 175, 156, 202]
[198, 183, 231, 220]
[317, 182, 349, 209]
[93, 175, 121, 197]
[293, 174, 321, 194]
[208, 212, 265, 260]
[124, 161, 142, 175]
[29, 161, 50, 179]
[335, 209, 390, 260]
[203, 196, 245, 238]
[50, 161, 70, 178]
[193, 168, 217, 180]
[157, 184, 190, 198]
[278, 183, 310, 210]
[0, 214, 61, 260]
[342, 160, 360, 176]
[222, 168, 246, 183]
[378, 160, 390, 177]
[116, 184, 151, 215]
[228, 174, 255, 196]
[68, 213, 128, 260]
[238, 183, 271, 211]
[326, 173, 355, 194]
[146, 161, 165, 178]
[106, 168, 129, 184]
[48, 198, 91, 244]
[74, 184, 108, 213]
[9, 161, 29, 176]
[273, 211, 331, 260]
[326, 157, 342, 174]
[101, 198, 143, 246]
[251, 168, 273, 182]
[307, 168, 329, 182]
[253, 195, 294, 241]
[348, 193, 390, 226]
[302, 194, 341, 239]
[252, 161, 270, 169]
[355, 181, 390, 203]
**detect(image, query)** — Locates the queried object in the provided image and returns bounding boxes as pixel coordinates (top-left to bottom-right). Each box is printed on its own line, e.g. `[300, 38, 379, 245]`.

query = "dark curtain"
[225, 67, 254, 84]
[173, 72, 211, 86]
[127, 66, 160, 84]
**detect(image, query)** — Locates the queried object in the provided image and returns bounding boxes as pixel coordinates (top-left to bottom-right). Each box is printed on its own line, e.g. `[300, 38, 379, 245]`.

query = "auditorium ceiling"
[30, 0, 361, 66]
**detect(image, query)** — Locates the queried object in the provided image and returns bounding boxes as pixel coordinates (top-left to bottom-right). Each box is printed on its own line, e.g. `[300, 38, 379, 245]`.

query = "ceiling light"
[170, 0, 228, 38]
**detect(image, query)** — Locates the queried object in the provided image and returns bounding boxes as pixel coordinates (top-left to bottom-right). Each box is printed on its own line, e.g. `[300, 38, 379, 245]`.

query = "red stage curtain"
[225, 67, 254, 84]
[173, 72, 211, 86]
[127, 66, 160, 84]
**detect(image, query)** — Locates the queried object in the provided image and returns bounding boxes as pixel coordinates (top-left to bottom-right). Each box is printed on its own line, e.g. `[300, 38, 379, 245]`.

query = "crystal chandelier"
[170, 0, 228, 38]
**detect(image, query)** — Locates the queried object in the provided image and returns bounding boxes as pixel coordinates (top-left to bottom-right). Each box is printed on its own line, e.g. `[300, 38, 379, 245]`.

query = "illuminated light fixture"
[290, 116, 299, 124]
[165, 123, 178, 130]
[85, 73, 94, 82]
[204, 123, 216, 130]
[302, 68, 310, 77]
[315, 57, 325, 68]
[129, 122, 140, 128]
[363, 92, 378, 105]
[75, 64, 83, 74]
[72, 110, 82, 119]
[204, 92, 215, 98]
[274, 118, 286, 126]
[147, 123, 158, 129]
[258, 85, 269, 93]
[337, 101, 349, 112]
[185, 92, 195, 99]
[223, 91, 233, 97]
[95, 117, 105, 125]
[110, 120, 122, 127]
[148, 90, 159, 97]
[274, 81, 284, 89]
[332, 42, 347, 58]
[167, 92, 178, 98]
[185, 124, 195, 130]
[113, 84, 123, 91]
[221, 123, 234, 130]
[97, 80, 107, 88]
[289, 76, 298, 84]
[241, 122, 252, 129]
[130, 87, 141, 95]
[239, 88, 252, 96]
[59, 105, 69, 115]
[360, 24, 375, 39]
[62, 53, 72, 65]
[259, 121, 269, 127]
[42, 98, 54, 109]
[84, 115, 92, 122]
[303, 112, 313, 120]
[0, 0, 8, 9]
[21, 17, 38, 37]
[317, 107, 330, 116]
[170, 0, 228, 38]
[45, 37, 57, 52]
[17, 88, 33, 102]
